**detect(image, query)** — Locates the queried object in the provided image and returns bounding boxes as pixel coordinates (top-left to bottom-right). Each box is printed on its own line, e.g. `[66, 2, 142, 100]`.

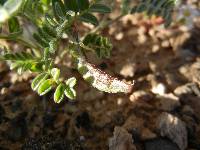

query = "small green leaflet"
[51, 68, 60, 82]
[54, 83, 65, 103]
[83, 34, 112, 58]
[2, 52, 43, 73]
[65, 77, 76, 88]
[79, 13, 98, 26]
[130, 0, 177, 27]
[64, 86, 76, 100]
[31, 73, 49, 91]
[52, 0, 65, 21]
[64, 0, 89, 12]
[121, 0, 130, 15]
[37, 79, 53, 95]
[89, 4, 111, 13]
[8, 17, 21, 33]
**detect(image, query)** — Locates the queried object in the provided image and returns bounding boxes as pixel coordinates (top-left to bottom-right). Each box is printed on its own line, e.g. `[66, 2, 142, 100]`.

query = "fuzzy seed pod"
[77, 57, 133, 93]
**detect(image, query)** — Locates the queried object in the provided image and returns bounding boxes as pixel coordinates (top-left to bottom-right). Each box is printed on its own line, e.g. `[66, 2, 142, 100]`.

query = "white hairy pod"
[77, 57, 133, 93]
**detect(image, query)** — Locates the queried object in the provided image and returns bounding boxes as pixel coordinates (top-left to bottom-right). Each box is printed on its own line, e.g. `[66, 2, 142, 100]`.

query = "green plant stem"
[90, 14, 124, 34]
[0, 34, 39, 49]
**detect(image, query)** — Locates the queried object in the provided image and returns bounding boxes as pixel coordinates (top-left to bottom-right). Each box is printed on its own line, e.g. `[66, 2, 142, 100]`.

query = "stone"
[122, 115, 156, 141]
[120, 63, 136, 77]
[156, 93, 180, 111]
[174, 83, 200, 97]
[109, 126, 136, 150]
[151, 83, 166, 96]
[129, 90, 153, 102]
[123, 115, 144, 132]
[191, 62, 200, 86]
[157, 113, 188, 150]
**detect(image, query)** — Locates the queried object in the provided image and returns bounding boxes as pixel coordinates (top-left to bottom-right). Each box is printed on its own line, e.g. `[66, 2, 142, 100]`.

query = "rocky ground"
[0, 1, 200, 150]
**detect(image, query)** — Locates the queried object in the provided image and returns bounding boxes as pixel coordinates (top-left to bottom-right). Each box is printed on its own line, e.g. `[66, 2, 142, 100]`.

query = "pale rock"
[151, 83, 166, 96]
[129, 90, 153, 102]
[138, 34, 147, 44]
[161, 40, 170, 48]
[152, 45, 160, 53]
[174, 83, 198, 96]
[157, 113, 188, 150]
[115, 32, 124, 40]
[149, 61, 158, 72]
[109, 126, 136, 150]
[0, 87, 9, 95]
[120, 63, 136, 78]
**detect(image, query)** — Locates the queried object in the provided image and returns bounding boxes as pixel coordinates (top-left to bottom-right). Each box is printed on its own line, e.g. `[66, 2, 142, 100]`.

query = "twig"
[90, 14, 124, 34]
[0, 34, 39, 49]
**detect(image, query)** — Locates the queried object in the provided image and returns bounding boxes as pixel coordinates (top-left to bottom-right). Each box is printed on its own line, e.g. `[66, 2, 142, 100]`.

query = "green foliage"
[83, 34, 112, 58]
[51, 68, 60, 83]
[7, 16, 23, 38]
[89, 3, 111, 13]
[64, 0, 89, 12]
[131, 0, 178, 27]
[54, 83, 65, 103]
[30, 67, 77, 103]
[2, 51, 43, 74]
[121, 0, 131, 15]
[8, 17, 20, 33]
[79, 13, 99, 26]
[64, 85, 76, 100]
[37, 79, 53, 95]
[31, 72, 49, 91]
[65, 77, 77, 88]
[0, 0, 180, 103]
[22, 0, 48, 24]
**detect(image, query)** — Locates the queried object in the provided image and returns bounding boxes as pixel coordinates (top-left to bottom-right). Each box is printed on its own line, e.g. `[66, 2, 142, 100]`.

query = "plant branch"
[0, 34, 39, 49]
[90, 14, 124, 34]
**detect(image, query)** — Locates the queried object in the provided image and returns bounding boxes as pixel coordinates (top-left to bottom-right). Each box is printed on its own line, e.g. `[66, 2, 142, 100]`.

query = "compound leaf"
[83, 34, 112, 58]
